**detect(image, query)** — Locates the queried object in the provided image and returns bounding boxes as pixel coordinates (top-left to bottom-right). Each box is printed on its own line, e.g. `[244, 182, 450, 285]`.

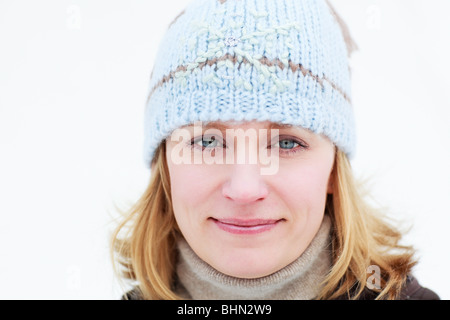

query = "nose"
[222, 163, 269, 205]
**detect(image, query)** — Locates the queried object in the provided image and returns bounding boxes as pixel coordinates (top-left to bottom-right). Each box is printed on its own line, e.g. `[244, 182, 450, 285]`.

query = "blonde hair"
[110, 141, 417, 300]
[319, 151, 416, 299]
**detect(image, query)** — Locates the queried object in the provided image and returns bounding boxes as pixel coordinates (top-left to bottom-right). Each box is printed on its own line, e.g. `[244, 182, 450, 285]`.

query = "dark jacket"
[334, 275, 440, 300]
[122, 275, 439, 300]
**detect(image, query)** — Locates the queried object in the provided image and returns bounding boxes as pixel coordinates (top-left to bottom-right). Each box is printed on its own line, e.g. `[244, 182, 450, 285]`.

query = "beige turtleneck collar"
[174, 215, 332, 300]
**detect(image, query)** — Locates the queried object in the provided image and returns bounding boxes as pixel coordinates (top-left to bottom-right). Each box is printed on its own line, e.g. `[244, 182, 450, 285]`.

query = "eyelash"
[272, 136, 309, 155]
[188, 135, 309, 156]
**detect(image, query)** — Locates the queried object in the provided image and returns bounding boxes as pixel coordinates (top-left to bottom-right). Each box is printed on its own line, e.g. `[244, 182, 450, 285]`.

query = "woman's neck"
[174, 215, 332, 300]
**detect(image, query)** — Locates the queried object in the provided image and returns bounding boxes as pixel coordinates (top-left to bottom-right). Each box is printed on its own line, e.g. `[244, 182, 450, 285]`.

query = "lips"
[210, 218, 283, 235]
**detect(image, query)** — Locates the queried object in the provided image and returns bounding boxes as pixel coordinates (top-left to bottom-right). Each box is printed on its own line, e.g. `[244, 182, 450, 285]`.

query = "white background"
[0, 0, 449, 299]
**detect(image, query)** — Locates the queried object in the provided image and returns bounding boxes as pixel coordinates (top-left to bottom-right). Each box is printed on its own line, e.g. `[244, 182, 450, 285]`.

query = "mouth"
[210, 218, 285, 235]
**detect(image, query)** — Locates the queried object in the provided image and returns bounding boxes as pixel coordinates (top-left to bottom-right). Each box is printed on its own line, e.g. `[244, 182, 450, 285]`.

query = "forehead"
[181, 120, 297, 131]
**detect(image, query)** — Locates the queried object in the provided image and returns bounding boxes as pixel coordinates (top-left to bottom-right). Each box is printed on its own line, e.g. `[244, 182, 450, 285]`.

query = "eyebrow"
[175, 121, 319, 143]
[199, 121, 295, 131]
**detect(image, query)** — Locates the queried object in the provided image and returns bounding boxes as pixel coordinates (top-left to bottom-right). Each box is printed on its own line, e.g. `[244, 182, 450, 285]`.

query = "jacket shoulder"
[399, 275, 440, 300]
[333, 275, 440, 300]
[121, 287, 143, 300]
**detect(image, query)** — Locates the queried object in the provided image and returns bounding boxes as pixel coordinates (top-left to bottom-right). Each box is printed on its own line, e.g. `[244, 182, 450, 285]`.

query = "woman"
[111, 0, 439, 300]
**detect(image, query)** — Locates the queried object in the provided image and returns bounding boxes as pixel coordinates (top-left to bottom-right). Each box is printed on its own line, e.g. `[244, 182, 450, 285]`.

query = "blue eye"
[273, 137, 308, 155]
[189, 135, 308, 155]
[278, 139, 298, 149]
[200, 136, 218, 148]
[190, 135, 224, 151]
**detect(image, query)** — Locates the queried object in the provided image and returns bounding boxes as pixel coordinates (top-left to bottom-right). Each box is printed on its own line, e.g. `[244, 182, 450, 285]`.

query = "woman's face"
[165, 120, 335, 278]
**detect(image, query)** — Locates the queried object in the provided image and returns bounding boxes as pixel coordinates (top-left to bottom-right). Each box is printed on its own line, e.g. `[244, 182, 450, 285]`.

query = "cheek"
[169, 165, 198, 208]
[167, 162, 218, 221]
[277, 163, 331, 213]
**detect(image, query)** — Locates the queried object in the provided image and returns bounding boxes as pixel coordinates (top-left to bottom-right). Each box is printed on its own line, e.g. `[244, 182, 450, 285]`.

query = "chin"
[220, 264, 281, 279]
[211, 249, 284, 279]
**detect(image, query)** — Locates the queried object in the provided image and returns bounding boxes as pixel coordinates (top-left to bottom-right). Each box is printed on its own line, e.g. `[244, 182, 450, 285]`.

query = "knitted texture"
[143, 0, 356, 166]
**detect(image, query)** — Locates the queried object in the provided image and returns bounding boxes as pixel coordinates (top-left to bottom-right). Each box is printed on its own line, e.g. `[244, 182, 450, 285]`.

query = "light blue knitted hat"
[143, 0, 356, 166]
